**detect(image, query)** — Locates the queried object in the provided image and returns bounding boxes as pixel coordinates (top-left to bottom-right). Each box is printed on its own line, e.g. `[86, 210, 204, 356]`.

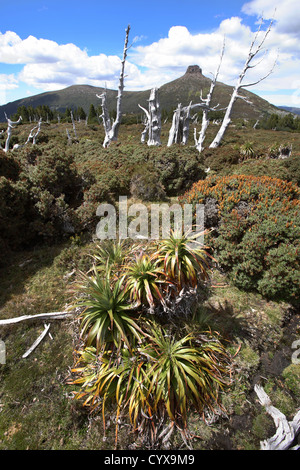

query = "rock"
[185, 65, 203, 75]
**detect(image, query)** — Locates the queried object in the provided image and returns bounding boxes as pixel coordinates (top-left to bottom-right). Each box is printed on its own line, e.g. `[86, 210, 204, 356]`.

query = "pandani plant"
[70, 321, 230, 447]
[74, 267, 144, 352]
[152, 229, 213, 293]
[69, 232, 230, 448]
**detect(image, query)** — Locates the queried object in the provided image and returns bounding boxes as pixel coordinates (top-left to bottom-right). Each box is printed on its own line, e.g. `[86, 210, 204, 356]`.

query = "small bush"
[0, 150, 20, 180]
[180, 175, 300, 304]
[130, 172, 166, 201]
[0, 176, 32, 251]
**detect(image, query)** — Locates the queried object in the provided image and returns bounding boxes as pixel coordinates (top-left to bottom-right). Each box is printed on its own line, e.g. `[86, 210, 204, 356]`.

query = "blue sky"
[0, 0, 299, 108]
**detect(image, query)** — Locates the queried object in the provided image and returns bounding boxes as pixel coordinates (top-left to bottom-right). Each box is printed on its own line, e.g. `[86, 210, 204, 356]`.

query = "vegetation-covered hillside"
[0, 65, 281, 122]
[0, 117, 299, 450]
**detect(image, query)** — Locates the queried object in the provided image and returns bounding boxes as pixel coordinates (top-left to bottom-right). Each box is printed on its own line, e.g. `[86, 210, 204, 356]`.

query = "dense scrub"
[0, 125, 206, 257]
[180, 174, 300, 304]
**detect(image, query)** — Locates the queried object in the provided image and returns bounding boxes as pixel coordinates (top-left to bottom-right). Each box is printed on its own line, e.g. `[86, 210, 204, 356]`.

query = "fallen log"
[0, 311, 73, 326]
[254, 384, 300, 450]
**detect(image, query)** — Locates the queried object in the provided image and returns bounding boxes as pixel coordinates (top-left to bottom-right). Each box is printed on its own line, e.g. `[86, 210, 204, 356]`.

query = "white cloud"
[130, 8, 300, 102]
[131, 19, 276, 87]
[0, 31, 138, 91]
[242, 0, 300, 36]
[1, 0, 300, 109]
[0, 73, 18, 90]
[0, 30, 184, 94]
[0, 73, 19, 104]
[259, 92, 300, 107]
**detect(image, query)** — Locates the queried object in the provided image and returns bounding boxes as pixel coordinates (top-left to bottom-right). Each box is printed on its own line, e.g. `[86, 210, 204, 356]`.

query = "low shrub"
[0, 147, 85, 252]
[201, 146, 240, 174]
[180, 175, 300, 304]
[130, 171, 166, 201]
[0, 176, 32, 253]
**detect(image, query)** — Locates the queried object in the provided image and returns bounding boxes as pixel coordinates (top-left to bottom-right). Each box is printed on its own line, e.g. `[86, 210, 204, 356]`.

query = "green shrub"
[130, 171, 166, 201]
[180, 175, 300, 304]
[24, 148, 81, 202]
[0, 176, 32, 253]
[202, 146, 240, 172]
[154, 147, 206, 195]
[0, 147, 86, 251]
[0, 150, 20, 180]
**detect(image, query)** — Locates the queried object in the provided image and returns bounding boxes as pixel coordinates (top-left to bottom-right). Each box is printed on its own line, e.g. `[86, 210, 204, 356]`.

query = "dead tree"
[139, 113, 150, 144]
[65, 111, 79, 144]
[70, 110, 78, 140]
[255, 384, 300, 450]
[97, 25, 131, 148]
[167, 102, 209, 147]
[181, 101, 193, 145]
[66, 128, 72, 144]
[26, 118, 42, 145]
[210, 18, 276, 148]
[194, 38, 225, 152]
[167, 103, 183, 146]
[138, 87, 161, 146]
[4, 112, 22, 152]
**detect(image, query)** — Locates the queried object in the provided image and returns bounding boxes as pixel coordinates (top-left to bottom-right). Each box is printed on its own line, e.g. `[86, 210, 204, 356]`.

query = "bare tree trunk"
[97, 91, 112, 147]
[70, 110, 78, 140]
[181, 101, 193, 145]
[147, 87, 161, 146]
[138, 104, 150, 143]
[97, 25, 131, 148]
[26, 118, 42, 145]
[4, 113, 22, 152]
[168, 102, 210, 147]
[210, 18, 275, 149]
[138, 87, 161, 146]
[195, 38, 225, 152]
[167, 103, 182, 146]
[66, 128, 72, 143]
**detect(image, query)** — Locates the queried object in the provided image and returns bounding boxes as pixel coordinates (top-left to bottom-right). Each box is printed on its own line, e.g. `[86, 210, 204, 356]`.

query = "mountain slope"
[0, 65, 280, 121]
[279, 106, 300, 116]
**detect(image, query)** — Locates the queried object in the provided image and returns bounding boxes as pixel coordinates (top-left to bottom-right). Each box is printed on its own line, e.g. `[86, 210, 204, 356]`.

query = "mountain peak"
[185, 65, 202, 75]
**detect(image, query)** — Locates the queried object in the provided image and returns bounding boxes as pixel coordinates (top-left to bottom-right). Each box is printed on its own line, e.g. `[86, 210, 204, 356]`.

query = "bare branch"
[22, 323, 51, 358]
[246, 49, 268, 69]
[195, 36, 225, 152]
[138, 103, 150, 120]
[253, 17, 274, 56]
[241, 55, 277, 87]
[0, 311, 73, 326]
[26, 118, 42, 145]
[210, 19, 276, 149]
[96, 25, 131, 147]
[138, 104, 150, 143]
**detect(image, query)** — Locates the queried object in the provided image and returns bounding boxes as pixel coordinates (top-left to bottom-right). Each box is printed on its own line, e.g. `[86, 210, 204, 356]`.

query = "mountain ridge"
[0, 65, 282, 121]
